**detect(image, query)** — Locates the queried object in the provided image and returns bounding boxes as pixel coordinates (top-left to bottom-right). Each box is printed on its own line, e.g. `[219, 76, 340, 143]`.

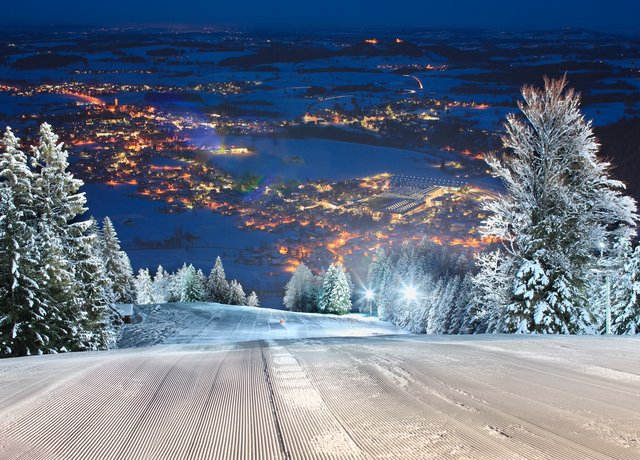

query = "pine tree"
[475, 77, 637, 334]
[72, 218, 118, 350]
[246, 291, 260, 308]
[367, 248, 392, 320]
[101, 217, 135, 304]
[612, 244, 640, 334]
[207, 256, 230, 303]
[0, 128, 48, 356]
[135, 268, 154, 305]
[151, 265, 171, 303]
[318, 262, 352, 315]
[169, 263, 188, 302]
[448, 274, 473, 335]
[180, 265, 204, 302]
[283, 263, 317, 312]
[227, 280, 246, 305]
[1, 125, 123, 356]
[30, 123, 96, 352]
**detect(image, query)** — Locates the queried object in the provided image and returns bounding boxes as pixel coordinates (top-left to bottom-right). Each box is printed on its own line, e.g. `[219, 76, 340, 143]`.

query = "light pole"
[364, 289, 374, 317]
[599, 242, 611, 335]
[402, 285, 418, 332]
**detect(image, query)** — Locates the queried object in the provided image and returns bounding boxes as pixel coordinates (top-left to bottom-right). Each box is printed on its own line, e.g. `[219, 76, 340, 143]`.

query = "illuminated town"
[1, 28, 637, 305]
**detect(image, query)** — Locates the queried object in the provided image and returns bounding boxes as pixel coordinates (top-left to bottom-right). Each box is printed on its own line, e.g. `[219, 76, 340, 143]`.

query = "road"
[1, 304, 640, 459]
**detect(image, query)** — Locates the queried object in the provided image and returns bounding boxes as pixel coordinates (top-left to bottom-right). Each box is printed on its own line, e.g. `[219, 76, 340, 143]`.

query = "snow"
[118, 302, 405, 348]
[1, 317, 640, 459]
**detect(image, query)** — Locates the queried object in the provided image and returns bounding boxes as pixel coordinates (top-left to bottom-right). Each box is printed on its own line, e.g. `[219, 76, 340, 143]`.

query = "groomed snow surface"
[1, 303, 640, 459]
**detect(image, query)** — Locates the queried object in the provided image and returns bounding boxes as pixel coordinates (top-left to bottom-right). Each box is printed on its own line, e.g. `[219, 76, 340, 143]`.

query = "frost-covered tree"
[611, 244, 640, 334]
[318, 262, 352, 315]
[283, 263, 317, 312]
[101, 217, 135, 304]
[180, 265, 204, 303]
[135, 268, 154, 305]
[0, 129, 48, 357]
[227, 279, 246, 306]
[246, 291, 260, 308]
[448, 274, 474, 334]
[207, 256, 230, 303]
[0, 125, 125, 356]
[475, 77, 637, 334]
[367, 248, 393, 319]
[73, 218, 119, 350]
[169, 263, 188, 302]
[151, 265, 171, 304]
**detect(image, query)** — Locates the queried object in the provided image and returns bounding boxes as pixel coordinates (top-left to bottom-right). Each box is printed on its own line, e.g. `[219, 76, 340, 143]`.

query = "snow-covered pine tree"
[135, 268, 154, 305]
[30, 123, 94, 352]
[318, 262, 352, 315]
[196, 269, 207, 297]
[366, 248, 392, 319]
[227, 280, 246, 305]
[246, 291, 260, 307]
[207, 256, 230, 303]
[169, 263, 188, 302]
[101, 217, 136, 304]
[448, 274, 474, 335]
[475, 77, 637, 334]
[611, 244, 640, 334]
[283, 263, 317, 312]
[180, 265, 204, 302]
[151, 265, 171, 303]
[0, 128, 49, 357]
[72, 217, 119, 350]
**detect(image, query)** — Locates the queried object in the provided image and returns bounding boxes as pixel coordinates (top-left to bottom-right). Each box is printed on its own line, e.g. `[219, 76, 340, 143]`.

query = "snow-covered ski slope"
[2, 304, 640, 459]
[118, 302, 407, 348]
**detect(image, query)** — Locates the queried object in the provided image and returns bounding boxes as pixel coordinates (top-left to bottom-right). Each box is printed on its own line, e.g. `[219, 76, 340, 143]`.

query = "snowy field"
[1, 304, 640, 459]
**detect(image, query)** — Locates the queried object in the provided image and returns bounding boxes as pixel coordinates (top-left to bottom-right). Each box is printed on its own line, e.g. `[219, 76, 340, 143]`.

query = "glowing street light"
[402, 285, 418, 301]
[364, 289, 374, 316]
[364, 289, 374, 301]
[402, 285, 419, 332]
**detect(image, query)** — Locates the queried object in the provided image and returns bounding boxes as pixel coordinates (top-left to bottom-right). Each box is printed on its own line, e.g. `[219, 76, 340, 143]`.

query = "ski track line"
[1, 354, 157, 460]
[435, 343, 640, 459]
[298, 343, 532, 460]
[455, 342, 640, 401]
[398, 340, 640, 459]
[184, 347, 282, 460]
[0, 356, 107, 415]
[265, 344, 370, 459]
[362, 345, 629, 460]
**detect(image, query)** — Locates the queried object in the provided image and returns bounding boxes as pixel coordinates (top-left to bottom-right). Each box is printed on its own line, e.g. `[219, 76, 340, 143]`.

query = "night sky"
[2, 0, 639, 31]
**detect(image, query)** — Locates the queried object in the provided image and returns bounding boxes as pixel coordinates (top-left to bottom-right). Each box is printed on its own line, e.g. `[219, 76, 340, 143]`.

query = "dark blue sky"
[3, 0, 639, 31]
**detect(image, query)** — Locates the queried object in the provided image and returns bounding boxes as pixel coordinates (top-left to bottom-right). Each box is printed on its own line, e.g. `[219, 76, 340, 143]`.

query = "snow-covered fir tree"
[246, 291, 260, 308]
[135, 268, 154, 305]
[227, 279, 246, 306]
[318, 262, 352, 315]
[1, 124, 124, 356]
[207, 256, 230, 303]
[611, 244, 640, 334]
[366, 239, 473, 334]
[101, 216, 136, 304]
[151, 265, 171, 304]
[72, 217, 119, 350]
[169, 263, 188, 302]
[180, 265, 204, 303]
[0, 128, 47, 356]
[474, 77, 637, 334]
[283, 263, 317, 312]
[366, 248, 393, 320]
